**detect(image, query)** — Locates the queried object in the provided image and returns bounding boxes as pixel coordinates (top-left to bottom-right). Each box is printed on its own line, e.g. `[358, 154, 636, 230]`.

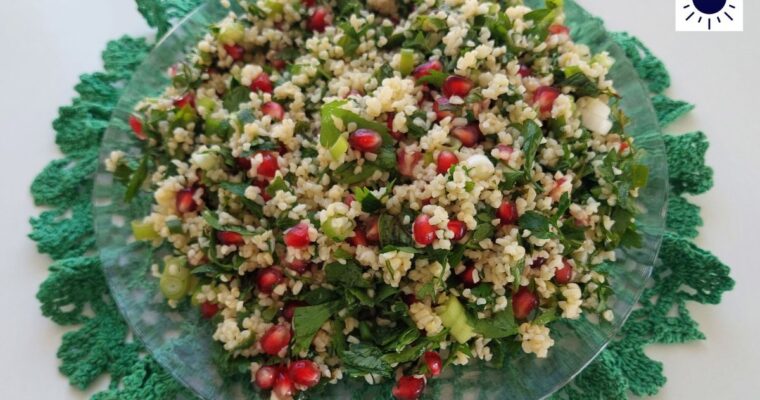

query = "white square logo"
[676, 0, 743, 31]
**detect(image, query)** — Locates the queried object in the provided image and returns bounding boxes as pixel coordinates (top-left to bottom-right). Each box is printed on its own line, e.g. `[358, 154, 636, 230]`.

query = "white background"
[0, 1, 758, 399]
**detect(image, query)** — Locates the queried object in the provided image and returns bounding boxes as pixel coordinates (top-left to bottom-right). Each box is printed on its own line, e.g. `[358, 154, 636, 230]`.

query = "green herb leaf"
[378, 213, 412, 247]
[222, 86, 252, 112]
[353, 187, 383, 213]
[219, 182, 263, 217]
[293, 301, 341, 354]
[339, 344, 393, 378]
[265, 176, 289, 197]
[332, 162, 378, 184]
[500, 169, 524, 191]
[472, 308, 519, 339]
[416, 70, 448, 88]
[519, 120, 543, 179]
[325, 261, 370, 288]
[124, 153, 149, 202]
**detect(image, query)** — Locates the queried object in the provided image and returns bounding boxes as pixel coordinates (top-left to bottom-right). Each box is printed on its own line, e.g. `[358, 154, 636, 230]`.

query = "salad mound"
[107, 0, 648, 398]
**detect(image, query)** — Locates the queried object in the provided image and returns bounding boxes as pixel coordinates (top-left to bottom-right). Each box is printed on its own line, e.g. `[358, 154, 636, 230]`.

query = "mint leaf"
[222, 86, 252, 112]
[472, 308, 519, 339]
[293, 301, 341, 354]
[518, 211, 555, 239]
[325, 261, 370, 288]
[339, 344, 393, 378]
[353, 187, 383, 213]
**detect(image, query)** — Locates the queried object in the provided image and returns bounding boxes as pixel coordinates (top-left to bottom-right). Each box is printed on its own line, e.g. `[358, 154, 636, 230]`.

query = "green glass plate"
[94, 1, 667, 398]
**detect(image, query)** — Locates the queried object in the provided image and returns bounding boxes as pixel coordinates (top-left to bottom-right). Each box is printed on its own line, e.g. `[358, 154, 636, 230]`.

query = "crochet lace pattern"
[28, 1, 734, 398]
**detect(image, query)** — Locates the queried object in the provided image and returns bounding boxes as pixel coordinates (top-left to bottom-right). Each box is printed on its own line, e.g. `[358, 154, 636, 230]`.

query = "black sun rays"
[683, 0, 737, 30]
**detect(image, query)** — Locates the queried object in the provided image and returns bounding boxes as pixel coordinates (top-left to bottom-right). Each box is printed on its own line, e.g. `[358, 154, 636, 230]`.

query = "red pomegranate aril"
[286, 260, 309, 274]
[436, 150, 459, 174]
[343, 193, 355, 205]
[447, 220, 467, 241]
[498, 201, 518, 225]
[450, 124, 482, 147]
[442, 75, 473, 98]
[412, 59, 443, 81]
[176, 188, 198, 213]
[533, 86, 561, 114]
[423, 352, 443, 377]
[250, 73, 273, 93]
[257, 267, 284, 294]
[403, 293, 418, 305]
[433, 97, 456, 121]
[554, 260, 574, 284]
[282, 301, 306, 321]
[236, 157, 252, 171]
[223, 44, 244, 61]
[260, 324, 292, 355]
[128, 115, 146, 140]
[253, 179, 272, 201]
[397, 148, 422, 177]
[530, 257, 547, 269]
[348, 228, 368, 247]
[413, 214, 436, 246]
[386, 113, 404, 140]
[549, 23, 570, 35]
[272, 59, 287, 71]
[284, 223, 311, 248]
[262, 101, 285, 121]
[173, 91, 196, 109]
[257, 151, 279, 180]
[512, 287, 539, 320]
[494, 144, 514, 161]
[349, 129, 383, 153]
[255, 365, 278, 390]
[200, 302, 219, 319]
[288, 360, 321, 388]
[392, 376, 426, 400]
[619, 141, 630, 154]
[273, 373, 295, 398]
[309, 7, 331, 32]
[301, 0, 316, 7]
[460, 265, 477, 288]
[366, 217, 380, 244]
[216, 231, 245, 246]
[518, 65, 532, 77]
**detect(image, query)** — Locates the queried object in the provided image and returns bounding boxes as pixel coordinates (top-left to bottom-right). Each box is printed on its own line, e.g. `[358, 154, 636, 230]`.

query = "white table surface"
[1, 1, 758, 399]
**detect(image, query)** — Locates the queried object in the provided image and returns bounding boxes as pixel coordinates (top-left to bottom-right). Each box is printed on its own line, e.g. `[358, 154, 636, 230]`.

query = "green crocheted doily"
[29, 1, 734, 399]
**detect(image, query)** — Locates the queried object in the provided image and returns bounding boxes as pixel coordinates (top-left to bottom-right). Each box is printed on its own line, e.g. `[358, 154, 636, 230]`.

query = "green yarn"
[28, 1, 734, 399]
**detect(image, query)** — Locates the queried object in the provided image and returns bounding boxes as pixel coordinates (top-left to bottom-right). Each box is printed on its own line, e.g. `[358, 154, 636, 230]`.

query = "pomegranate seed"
[397, 148, 422, 177]
[261, 101, 285, 121]
[392, 376, 425, 400]
[512, 287, 539, 320]
[200, 302, 219, 319]
[412, 59, 443, 81]
[530, 257, 547, 269]
[386, 113, 404, 140]
[343, 193, 355, 205]
[349, 129, 383, 153]
[286, 260, 309, 274]
[533, 86, 560, 114]
[549, 177, 569, 202]
[284, 223, 311, 248]
[442, 75, 473, 98]
[216, 231, 245, 246]
[128, 115, 146, 140]
[554, 259, 573, 284]
[450, 124, 482, 147]
[494, 144, 514, 161]
[282, 300, 306, 321]
[433, 97, 456, 121]
[250, 73, 273, 93]
[223, 44, 244, 61]
[288, 360, 321, 388]
[619, 141, 630, 154]
[423, 352, 443, 377]
[348, 228, 368, 247]
[272, 59, 287, 71]
[176, 188, 198, 213]
[436, 150, 459, 174]
[498, 201, 518, 225]
[173, 91, 195, 109]
[236, 157, 252, 171]
[460, 265, 477, 288]
[403, 294, 418, 305]
[549, 24, 570, 36]
[413, 214, 436, 246]
[273, 373, 295, 398]
[365, 218, 380, 244]
[302, 0, 316, 7]
[255, 365, 278, 390]
[257, 151, 279, 180]
[518, 65, 532, 77]
[260, 324, 292, 355]
[447, 219, 467, 241]
[257, 267, 284, 294]
[253, 179, 272, 201]
[308, 7, 331, 32]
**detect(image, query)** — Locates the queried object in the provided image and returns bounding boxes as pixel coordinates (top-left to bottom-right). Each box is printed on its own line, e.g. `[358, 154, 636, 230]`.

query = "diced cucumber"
[160, 257, 190, 301]
[436, 296, 476, 343]
[321, 215, 355, 242]
[218, 21, 245, 45]
[196, 97, 216, 113]
[191, 151, 219, 170]
[265, 0, 284, 14]
[131, 220, 160, 241]
[399, 49, 415, 76]
[329, 135, 349, 160]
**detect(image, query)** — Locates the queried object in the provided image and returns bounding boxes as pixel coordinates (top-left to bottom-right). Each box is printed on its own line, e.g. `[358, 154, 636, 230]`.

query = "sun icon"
[682, 0, 738, 30]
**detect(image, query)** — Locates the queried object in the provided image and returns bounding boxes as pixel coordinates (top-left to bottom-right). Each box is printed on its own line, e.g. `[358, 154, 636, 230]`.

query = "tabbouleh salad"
[106, 0, 649, 398]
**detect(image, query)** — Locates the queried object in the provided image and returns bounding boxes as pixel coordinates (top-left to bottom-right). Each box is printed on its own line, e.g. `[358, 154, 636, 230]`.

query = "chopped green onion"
[166, 219, 183, 234]
[329, 135, 349, 160]
[265, 0, 283, 14]
[160, 257, 190, 301]
[436, 296, 476, 343]
[399, 49, 415, 76]
[131, 220, 160, 241]
[196, 97, 216, 113]
[218, 21, 245, 45]
[321, 215, 355, 241]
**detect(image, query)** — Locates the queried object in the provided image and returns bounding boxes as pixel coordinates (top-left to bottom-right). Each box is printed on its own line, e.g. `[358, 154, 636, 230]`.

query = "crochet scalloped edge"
[27, 2, 734, 399]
